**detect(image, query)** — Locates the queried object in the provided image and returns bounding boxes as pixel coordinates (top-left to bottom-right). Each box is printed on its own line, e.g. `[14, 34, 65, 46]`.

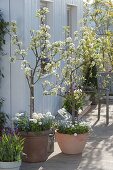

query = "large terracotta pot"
[55, 131, 88, 154]
[20, 131, 49, 163]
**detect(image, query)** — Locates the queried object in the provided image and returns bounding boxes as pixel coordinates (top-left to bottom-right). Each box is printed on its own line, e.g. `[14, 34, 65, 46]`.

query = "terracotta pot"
[55, 131, 88, 154]
[20, 131, 49, 163]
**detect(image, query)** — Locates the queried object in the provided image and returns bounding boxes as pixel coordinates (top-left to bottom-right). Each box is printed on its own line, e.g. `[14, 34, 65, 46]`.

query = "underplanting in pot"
[55, 121, 90, 154]
[0, 129, 24, 170]
[13, 112, 55, 163]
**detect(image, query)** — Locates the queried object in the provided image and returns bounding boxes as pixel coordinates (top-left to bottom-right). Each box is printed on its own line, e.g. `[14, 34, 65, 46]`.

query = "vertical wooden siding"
[0, 0, 83, 117]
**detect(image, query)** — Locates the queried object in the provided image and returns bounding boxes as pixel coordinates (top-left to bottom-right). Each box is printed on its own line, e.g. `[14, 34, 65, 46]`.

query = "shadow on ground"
[77, 105, 113, 170]
[21, 153, 82, 170]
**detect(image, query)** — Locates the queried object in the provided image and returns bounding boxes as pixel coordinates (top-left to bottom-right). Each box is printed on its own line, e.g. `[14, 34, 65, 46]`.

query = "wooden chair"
[97, 72, 113, 124]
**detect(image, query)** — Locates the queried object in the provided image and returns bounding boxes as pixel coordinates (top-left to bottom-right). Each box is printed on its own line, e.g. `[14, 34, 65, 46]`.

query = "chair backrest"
[97, 72, 113, 95]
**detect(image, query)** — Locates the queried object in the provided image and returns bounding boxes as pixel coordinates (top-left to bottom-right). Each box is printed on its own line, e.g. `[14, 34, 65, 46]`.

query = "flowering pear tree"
[84, 0, 113, 71]
[43, 27, 104, 122]
[76, 26, 104, 90]
[43, 28, 83, 122]
[10, 8, 63, 118]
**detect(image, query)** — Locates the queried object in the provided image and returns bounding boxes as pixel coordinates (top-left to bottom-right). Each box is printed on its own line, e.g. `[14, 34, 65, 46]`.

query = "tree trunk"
[70, 74, 77, 123]
[30, 73, 34, 118]
[72, 102, 75, 123]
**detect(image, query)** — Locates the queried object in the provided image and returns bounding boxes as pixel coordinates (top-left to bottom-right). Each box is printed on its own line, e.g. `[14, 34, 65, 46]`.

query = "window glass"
[67, 6, 72, 37]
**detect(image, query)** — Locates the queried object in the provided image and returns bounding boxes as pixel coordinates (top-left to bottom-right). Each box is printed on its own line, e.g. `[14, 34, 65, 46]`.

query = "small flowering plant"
[0, 128, 24, 162]
[56, 121, 90, 135]
[13, 112, 55, 133]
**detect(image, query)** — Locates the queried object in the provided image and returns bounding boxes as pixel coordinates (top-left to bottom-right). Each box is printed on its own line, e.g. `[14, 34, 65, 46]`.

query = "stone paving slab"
[21, 105, 113, 170]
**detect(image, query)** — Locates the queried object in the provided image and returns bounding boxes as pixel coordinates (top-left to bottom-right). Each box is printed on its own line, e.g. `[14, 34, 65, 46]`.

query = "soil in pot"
[55, 131, 88, 154]
[21, 132, 49, 163]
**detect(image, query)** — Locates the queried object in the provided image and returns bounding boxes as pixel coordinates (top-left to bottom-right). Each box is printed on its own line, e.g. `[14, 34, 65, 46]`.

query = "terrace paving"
[21, 104, 113, 170]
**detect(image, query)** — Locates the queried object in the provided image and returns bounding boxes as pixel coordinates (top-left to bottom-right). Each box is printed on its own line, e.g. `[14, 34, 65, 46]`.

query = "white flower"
[15, 113, 20, 117]
[32, 112, 38, 119]
[29, 119, 37, 123]
[37, 113, 44, 119]
[67, 125, 70, 128]
[46, 112, 52, 117]
[21, 60, 28, 69]
[20, 112, 25, 116]
[32, 112, 44, 120]
[39, 122, 42, 125]
[24, 67, 31, 76]
[13, 117, 19, 121]
[66, 37, 72, 43]
[79, 121, 87, 126]
[74, 133, 77, 136]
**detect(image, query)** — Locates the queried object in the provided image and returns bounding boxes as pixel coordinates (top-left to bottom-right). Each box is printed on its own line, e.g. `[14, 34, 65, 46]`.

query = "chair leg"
[98, 101, 101, 120]
[106, 90, 109, 125]
[106, 102, 109, 125]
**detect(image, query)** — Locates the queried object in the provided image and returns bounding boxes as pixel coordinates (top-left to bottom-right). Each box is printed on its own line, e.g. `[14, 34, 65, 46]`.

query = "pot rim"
[0, 161, 21, 163]
[0, 160, 21, 168]
[19, 130, 51, 137]
[55, 130, 89, 136]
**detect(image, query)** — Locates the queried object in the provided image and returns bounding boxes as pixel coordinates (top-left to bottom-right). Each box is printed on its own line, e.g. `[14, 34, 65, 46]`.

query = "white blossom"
[29, 119, 37, 123]
[74, 133, 77, 136]
[15, 113, 21, 117]
[24, 67, 31, 76]
[39, 122, 42, 125]
[12, 117, 19, 121]
[46, 112, 52, 117]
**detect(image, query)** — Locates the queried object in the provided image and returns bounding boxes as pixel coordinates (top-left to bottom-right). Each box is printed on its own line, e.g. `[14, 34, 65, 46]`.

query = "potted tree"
[10, 7, 62, 162]
[43, 27, 91, 154]
[0, 129, 24, 170]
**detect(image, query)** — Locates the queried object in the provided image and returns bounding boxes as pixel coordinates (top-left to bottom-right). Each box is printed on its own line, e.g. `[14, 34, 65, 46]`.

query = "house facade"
[0, 0, 83, 120]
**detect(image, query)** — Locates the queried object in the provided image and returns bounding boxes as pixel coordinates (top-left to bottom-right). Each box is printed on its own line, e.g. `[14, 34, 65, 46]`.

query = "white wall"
[0, 0, 83, 119]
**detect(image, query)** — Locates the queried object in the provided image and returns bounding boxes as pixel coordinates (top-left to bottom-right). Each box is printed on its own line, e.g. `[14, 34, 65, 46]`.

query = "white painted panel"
[10, 0, 26, 116]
